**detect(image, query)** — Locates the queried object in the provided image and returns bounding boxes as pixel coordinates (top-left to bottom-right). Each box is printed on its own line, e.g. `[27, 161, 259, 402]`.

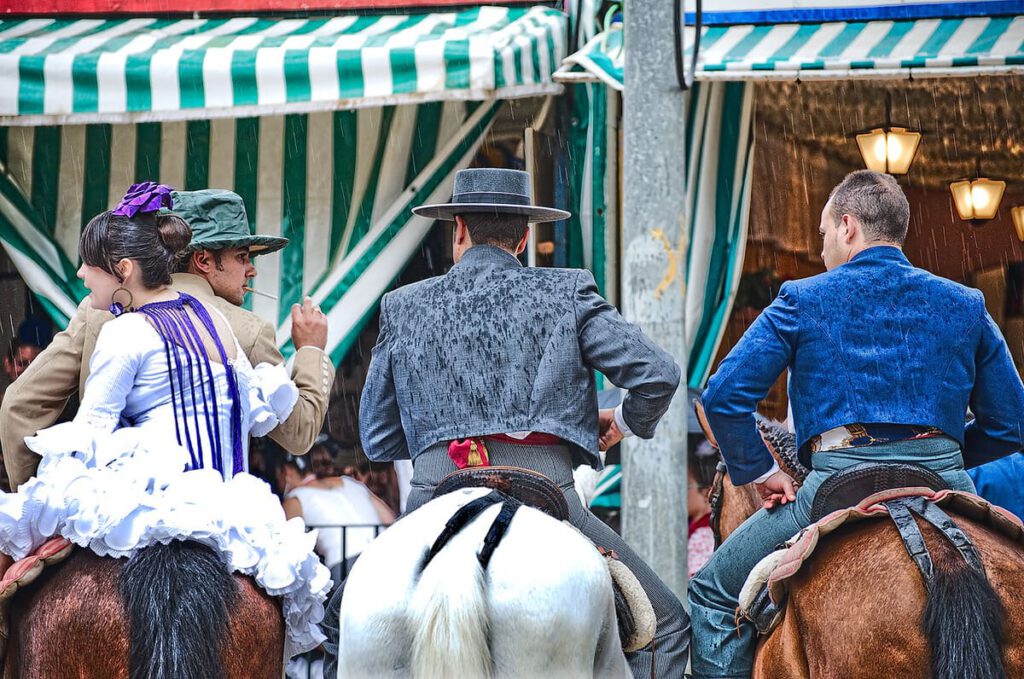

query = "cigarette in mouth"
[244, 287, 278, 300]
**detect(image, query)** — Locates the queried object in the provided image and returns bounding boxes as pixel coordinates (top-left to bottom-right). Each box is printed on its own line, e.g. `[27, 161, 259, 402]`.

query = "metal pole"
[620, 0, 689, 597]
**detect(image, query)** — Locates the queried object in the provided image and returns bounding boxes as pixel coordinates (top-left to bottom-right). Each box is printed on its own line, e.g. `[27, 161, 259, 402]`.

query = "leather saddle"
[433, 465, 570, 521]
[810, 462, 948, 521]
[743, 462, 959, 636]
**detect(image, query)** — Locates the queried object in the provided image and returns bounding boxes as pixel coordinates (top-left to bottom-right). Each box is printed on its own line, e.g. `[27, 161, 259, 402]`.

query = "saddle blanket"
[738, 489, 1023, 624]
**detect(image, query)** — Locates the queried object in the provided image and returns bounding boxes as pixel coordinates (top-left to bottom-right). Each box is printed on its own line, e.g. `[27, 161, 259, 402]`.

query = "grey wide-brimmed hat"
[168, 189, 289, 256]
[413, 168, 570, 223]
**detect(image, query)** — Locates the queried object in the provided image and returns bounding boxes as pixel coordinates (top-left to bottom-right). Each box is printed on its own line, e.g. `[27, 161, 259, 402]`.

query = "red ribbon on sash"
[448, 438, 490, 469]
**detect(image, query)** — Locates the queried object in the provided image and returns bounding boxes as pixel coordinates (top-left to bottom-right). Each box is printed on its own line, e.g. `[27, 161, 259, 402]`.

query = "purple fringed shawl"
[137, 293, 244, 477]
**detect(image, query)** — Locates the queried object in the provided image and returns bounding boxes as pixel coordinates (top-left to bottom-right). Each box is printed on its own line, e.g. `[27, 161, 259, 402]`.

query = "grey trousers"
[322, 441, 690, 679]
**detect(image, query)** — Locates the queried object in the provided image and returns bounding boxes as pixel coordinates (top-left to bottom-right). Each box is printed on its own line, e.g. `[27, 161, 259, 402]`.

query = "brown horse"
[4, 541, 284, 679]
[706, 417, 1024, 679]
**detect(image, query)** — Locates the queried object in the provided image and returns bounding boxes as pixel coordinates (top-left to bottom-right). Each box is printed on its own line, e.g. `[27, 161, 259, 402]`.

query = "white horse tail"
[409, 535, 492, 679]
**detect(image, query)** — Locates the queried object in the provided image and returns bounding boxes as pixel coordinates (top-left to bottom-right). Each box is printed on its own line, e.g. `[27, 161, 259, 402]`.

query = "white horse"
[335, 487, 632, 679]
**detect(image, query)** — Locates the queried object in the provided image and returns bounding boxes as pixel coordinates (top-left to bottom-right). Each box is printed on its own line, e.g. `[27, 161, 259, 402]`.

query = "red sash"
[447, 433, 563, 469]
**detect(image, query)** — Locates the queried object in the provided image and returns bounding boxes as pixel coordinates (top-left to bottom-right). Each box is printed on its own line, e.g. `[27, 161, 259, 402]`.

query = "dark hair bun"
[156, 214, 192, 254]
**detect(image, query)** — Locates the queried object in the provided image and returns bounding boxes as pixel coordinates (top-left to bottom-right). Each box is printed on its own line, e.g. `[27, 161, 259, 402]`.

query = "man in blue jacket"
[690, 169, 1024, 678]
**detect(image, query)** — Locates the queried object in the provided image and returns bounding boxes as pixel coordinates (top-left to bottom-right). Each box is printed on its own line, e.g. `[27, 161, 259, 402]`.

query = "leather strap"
[884, 495, 986, 585]
[478, 499, 521, 568]
[905, 495, 985, 572]
[420, 491, 505, 573]
[708, 461, 727, 548]
[745, 587, 785, 635]
[885, 497, 934, 579]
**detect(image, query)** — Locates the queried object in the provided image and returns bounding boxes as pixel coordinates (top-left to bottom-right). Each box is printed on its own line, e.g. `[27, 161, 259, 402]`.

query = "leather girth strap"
[884, 494, 985, 581]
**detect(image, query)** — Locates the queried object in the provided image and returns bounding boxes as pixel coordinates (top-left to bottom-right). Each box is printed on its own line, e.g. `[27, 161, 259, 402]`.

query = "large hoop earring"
[109, 287, 134, 317]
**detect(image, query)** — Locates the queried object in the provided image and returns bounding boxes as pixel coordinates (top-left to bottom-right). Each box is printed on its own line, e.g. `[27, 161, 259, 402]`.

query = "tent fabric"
[0, 7, 565, 126]
[0, 99, 502, 359]
[565, 81, 615, 296]
[555, 15, 1024, 86]
[685, 81, 755, 389]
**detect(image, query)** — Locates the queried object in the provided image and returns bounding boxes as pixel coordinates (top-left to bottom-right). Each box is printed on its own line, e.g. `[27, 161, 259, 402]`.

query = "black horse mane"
[753, 415, 810, 484]
[119, 541, 238, 679]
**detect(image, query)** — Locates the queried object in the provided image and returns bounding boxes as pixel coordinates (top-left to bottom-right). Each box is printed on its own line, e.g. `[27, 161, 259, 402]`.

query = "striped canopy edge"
[0, 99, 504, 361]
[0, 6, 566, 126]
[555, 14, 1024, 86]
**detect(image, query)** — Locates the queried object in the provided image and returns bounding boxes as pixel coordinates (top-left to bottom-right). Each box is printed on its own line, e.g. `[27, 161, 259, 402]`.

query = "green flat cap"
[168, 189, 288, 256]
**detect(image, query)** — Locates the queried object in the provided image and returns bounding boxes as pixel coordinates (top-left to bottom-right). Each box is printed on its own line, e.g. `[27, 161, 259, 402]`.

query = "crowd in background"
[0, 315, 56, 492]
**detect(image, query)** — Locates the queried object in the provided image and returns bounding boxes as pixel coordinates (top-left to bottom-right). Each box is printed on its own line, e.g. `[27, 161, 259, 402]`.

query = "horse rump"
[922, 556, 1007, 679]
[119, 540, 238, 679]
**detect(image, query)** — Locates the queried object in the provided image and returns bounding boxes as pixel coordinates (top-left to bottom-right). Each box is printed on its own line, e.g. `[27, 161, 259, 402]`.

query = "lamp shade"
[950, 178, 1006, 221]
[856, 127, 922, 175]
[1012, 205, 1024, 242]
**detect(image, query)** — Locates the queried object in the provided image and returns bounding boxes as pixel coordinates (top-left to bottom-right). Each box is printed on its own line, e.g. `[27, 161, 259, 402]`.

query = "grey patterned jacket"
[359, 245, 681, 468]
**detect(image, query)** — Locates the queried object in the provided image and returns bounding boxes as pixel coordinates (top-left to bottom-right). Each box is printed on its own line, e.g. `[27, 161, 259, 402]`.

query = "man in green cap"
[170, 188, 288, 306]
[2, 188, 334, 489]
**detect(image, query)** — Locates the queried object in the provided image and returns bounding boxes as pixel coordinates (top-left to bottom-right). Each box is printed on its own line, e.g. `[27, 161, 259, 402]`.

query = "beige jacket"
[1, 274, 335, 489]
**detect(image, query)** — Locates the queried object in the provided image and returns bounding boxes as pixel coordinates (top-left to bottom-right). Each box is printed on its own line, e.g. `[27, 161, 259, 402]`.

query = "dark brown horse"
[705, 416, 1024, 679]
[4, 541, 284, 679]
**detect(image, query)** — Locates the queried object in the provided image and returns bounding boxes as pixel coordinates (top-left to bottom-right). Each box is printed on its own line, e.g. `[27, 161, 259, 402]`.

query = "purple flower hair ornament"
[112, 182, 174, 219]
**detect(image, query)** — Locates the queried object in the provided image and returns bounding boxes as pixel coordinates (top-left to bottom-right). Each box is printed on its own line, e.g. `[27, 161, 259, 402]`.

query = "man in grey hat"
[342, 168, 690, 677]
[2, 188, 334, 489]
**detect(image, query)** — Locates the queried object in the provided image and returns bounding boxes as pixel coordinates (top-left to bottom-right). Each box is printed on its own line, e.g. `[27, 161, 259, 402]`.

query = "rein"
[707, 461, 727, 549]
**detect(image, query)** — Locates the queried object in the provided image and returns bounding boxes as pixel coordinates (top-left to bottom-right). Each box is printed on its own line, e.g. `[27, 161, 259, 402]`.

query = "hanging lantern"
[1012, 205, 1024, 242]
[950, 178, 1006, 222]
[852, 92, 923, 176]
[856, 127, 922, 175]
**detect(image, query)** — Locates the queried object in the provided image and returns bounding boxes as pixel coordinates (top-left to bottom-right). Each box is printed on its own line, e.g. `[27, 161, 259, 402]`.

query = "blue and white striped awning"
[0, 6, 565, 126]
[555, 14, 1024, 88]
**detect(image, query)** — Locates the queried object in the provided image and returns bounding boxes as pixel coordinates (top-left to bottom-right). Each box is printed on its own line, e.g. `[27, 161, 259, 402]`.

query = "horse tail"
[119, 540, 238, 679]
[922, 532, 1007, 679]
[409, 536, 492, 679]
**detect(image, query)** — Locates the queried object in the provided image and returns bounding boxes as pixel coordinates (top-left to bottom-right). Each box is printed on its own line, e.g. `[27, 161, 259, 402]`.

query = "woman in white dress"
[0, 183, 329, 659]
[281, 443, 395, 587]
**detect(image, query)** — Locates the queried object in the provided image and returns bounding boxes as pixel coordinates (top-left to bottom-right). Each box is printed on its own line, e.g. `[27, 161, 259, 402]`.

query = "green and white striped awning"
[0, 6, 565, 126]
[0, 99, 502, 362]
[555, 14, 1024, 87]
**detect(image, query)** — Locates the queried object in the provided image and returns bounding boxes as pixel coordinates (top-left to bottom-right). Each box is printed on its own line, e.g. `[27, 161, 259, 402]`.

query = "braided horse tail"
[120, 541, 237, 679]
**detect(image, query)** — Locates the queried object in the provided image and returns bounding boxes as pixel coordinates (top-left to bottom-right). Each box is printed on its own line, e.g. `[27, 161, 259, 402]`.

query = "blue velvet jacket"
[702, 246, 1024, 485]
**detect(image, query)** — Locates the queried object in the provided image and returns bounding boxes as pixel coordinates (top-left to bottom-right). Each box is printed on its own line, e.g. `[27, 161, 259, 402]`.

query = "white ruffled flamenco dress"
[0, 298, 331, 658]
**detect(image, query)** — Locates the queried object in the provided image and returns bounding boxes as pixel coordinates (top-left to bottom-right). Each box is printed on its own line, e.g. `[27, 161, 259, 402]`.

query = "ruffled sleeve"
[247, 362, 300, 438]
